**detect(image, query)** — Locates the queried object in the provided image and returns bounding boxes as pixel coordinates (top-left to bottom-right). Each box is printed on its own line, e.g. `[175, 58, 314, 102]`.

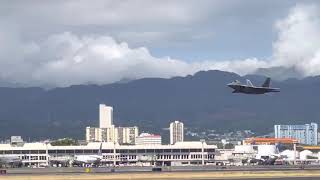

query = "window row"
[0, 148, 215, 154]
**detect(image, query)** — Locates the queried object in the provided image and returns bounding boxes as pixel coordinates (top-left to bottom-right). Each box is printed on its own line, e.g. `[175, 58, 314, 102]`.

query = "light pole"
[293, 143, 297, 165]
[44, 140, 49, 167]
[200, 139, 205, 166]
[113, 141, 116, 166]
[113, 127, 120, 167]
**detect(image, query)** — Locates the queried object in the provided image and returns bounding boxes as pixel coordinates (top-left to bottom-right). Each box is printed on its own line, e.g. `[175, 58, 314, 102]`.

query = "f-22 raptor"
[227, 77, 280, 94]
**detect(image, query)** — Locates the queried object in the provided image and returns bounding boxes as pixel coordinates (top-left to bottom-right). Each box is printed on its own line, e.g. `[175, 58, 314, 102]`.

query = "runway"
[2, 170, 320, 180]
[4, 165, 320, 174]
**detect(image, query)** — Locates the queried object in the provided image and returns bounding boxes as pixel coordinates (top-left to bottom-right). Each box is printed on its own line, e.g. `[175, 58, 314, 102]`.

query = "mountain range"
[0, 70, 319, 140]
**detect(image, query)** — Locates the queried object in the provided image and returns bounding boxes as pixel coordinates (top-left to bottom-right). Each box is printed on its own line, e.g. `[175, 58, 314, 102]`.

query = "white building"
[99, 104, 113, 128]
[86, 126, 115, 142]
[274, 123, 318, 145]
[135, 133, 161, 145]
[10, 136, 24, 144]
[255, 145, 277, 159]
[0, 141, 216, 167]
[86, 104, 138, 144]
[86, 127, 98, 142]
[86, 126, 138, 144]
[117, 126, 139, 144]
[231, 145, 256, 162]
[170, 121, 184, 145]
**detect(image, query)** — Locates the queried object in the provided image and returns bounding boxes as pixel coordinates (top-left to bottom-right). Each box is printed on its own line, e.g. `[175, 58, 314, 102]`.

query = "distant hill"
[253, 66, 303, 81]
[0, 70, 319, 140]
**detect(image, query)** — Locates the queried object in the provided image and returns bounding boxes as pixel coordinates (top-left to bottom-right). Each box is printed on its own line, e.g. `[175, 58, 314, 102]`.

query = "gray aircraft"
[0, 155, 23, 167]
[227, 77, 280, 94]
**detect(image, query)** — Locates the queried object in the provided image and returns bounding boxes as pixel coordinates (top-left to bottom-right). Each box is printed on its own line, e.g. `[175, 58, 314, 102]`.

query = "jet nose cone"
[227, 83, 233, 87]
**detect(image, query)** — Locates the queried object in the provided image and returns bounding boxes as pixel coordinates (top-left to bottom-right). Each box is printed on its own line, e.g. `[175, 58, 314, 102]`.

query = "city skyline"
[2, 0, 320, 175]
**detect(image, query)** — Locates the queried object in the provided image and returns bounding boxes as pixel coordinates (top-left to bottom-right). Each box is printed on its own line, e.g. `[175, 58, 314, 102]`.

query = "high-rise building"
[87, 104, 138, 144]
[135, 133, 161, 145]
[85, 127, 99, 142]
[170, 121, 184, 145]
[86, 126, 138, 144]
[86, 126, 117, 143]
[104, 125, 118, 143]
[117, 126, 139, 144]
[99, 104, 113, 128]
[274, 123, 318, 145]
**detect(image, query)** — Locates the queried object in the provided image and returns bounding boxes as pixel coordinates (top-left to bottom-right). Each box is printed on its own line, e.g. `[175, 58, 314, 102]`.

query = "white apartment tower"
[170, 121, 184, 145]
[86, 104, 138, 144]
[86, 126, 138, 144]
[99, 104, 113, 128]
[274, 123, 318, 145]
[117, 126, 139, 144]
[86, 126, 116, 143]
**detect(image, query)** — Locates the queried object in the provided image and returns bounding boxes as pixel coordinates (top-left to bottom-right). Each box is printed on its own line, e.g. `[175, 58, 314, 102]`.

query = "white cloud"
[1, 3, 320, 87]
[272, 4, 320, 76]
[0, 30, 267, 87]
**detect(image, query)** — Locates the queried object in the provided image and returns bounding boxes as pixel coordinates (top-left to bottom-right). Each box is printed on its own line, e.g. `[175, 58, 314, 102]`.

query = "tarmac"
[2, 170, 320, 180]
[1, 165, 320, 179]
[3, 165, 320, 174]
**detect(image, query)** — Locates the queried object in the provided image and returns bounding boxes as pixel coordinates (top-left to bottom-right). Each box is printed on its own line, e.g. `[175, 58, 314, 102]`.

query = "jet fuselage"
[228, 84, 280, 94]
[227, 78, 280, 94]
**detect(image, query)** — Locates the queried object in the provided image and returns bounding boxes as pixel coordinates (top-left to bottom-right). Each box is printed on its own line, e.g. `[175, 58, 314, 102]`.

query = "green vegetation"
[50, 138, 78, 146]
[217, 143, 235, 149]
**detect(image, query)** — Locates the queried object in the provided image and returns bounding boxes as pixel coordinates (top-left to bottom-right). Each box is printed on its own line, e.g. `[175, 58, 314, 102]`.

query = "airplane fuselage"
[228, 84, 280, 94]
[0, 155, 23, 167]
[72, 155, 102, 165]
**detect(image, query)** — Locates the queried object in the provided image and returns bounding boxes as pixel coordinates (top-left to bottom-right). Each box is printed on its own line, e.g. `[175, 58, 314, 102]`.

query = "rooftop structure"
[10, 136, 24, 145]
[244, 137, 298, 145]
[302, 146, 320, 150]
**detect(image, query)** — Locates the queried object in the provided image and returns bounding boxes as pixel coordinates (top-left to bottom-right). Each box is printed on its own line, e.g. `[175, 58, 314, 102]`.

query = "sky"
[1, 0, 320, 87]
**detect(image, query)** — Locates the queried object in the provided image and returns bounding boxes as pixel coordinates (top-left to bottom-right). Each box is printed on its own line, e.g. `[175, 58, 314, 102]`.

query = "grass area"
[2, 170, 320, 180]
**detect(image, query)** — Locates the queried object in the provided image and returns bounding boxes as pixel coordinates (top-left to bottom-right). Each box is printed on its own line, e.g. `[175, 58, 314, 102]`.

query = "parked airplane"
[72, 154, 102, 166]
[0, 155, 23, 167]
[227, 77, 280, 94]
[72, 143, 103, 166]
[50, 156, 72, 167]
[246, 156, 278, 165]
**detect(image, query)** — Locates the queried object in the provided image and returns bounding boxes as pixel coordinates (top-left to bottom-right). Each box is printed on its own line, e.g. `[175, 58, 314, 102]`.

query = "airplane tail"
[262, 77, 271, 87]
[98, 142, 103, 155]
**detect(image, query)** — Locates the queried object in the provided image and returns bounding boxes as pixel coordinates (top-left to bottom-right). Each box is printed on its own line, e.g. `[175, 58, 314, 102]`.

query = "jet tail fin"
[262, 77, 271, 87]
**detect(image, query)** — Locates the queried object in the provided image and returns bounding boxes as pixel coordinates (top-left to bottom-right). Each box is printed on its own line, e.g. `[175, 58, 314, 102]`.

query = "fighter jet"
[227, 77, 280, 94]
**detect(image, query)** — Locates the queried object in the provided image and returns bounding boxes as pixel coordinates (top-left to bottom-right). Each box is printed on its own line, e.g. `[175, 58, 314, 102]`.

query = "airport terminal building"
[0, 141, 216, 167]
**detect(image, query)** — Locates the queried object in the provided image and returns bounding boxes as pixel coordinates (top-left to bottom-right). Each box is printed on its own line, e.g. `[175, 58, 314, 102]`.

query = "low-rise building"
[0, 141, 216, 167]
[135, 133, 161, 145]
